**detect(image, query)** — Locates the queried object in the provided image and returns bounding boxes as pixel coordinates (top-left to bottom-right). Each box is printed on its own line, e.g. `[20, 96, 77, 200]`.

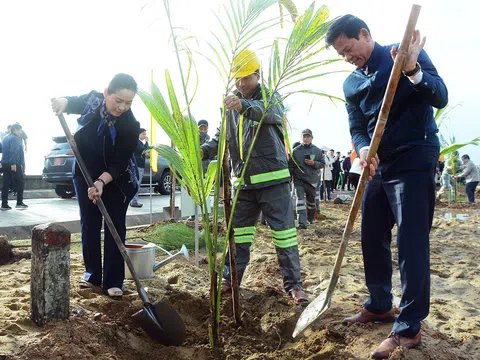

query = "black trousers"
[361, 145, 438, 338]
[295, 181, 316, 226]
[74, 176, 133, 290]
[350, 173, 360, 190]
[332, 170, 340, 190]
[342, 170, 351, 190]
[1, 165, 24, 206]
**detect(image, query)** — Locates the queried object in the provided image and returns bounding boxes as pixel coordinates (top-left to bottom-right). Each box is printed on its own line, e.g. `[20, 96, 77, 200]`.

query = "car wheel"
[159, 170, 171, 195]
[55, 185, 75, 199]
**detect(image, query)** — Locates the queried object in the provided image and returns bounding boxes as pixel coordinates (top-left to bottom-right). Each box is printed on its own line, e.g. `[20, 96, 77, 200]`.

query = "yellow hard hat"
[232, 49, 260, 78]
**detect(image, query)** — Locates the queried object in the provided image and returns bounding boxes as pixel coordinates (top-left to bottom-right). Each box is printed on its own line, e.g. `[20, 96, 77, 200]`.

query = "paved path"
[0, 193, 180, 240]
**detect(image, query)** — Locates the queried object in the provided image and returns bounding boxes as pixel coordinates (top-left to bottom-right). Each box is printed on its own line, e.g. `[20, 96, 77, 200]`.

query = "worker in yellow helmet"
[201, 49, 309, 305]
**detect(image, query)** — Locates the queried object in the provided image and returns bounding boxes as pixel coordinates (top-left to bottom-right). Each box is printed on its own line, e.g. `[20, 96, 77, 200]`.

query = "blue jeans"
[466, 181, 478, 203]
[131, 167, 145, 204]
[361, 145, 438, 338]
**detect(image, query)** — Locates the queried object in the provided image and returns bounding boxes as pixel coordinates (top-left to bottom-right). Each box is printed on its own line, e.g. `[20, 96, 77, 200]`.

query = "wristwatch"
[403, 62, 421, 77]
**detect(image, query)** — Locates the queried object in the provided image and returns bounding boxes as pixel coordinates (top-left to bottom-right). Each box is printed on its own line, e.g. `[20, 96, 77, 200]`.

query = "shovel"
[293, 4, 422, 338]
[55, 112, 185, 346]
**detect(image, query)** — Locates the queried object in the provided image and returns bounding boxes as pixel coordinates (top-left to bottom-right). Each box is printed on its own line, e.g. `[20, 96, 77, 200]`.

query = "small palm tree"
[138, 0, 344, 346]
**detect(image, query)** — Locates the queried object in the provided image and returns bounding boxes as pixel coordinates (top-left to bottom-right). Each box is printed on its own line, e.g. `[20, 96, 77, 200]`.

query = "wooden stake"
[222, 128, 242, 326]
[170, 140, 176, 220]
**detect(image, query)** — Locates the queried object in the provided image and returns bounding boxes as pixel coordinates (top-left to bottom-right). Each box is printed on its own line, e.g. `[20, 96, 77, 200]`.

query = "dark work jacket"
[342, 156, 351, 172]
[332, 158, 341, 173]
[65, 91, 140, 199]
[134, 140, 149, 168]
[344, 42, 448, 159]
[201, 84, 288, 189]
[290, 143, 325, 186]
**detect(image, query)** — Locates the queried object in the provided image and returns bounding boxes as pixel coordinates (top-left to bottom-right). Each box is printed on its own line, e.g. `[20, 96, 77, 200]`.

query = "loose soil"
[0, 195, 479, 359]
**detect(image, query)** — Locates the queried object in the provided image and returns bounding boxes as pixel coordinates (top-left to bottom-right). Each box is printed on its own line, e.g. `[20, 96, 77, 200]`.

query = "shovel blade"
[292, 290, 330, 338]
[132, 299, 185, 346]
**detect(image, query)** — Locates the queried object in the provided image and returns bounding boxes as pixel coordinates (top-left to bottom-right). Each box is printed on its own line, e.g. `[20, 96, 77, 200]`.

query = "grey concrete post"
[31, 223, 71, 326]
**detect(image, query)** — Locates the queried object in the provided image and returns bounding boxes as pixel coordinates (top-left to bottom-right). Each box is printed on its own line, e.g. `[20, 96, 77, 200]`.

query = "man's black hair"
[139, 128, 146, 134]
[326, 14, 371, 47]
[461, 154, 470, 160]
[107, 73, 138, 95]
[11, 123, 22, 132]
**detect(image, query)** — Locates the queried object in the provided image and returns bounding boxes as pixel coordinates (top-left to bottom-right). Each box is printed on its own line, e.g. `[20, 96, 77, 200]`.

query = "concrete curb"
[3, 212, 167, 240]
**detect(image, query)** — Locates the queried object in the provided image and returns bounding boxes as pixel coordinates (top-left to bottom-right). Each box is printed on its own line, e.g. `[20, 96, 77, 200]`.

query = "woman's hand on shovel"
[88, 181, 104, 204]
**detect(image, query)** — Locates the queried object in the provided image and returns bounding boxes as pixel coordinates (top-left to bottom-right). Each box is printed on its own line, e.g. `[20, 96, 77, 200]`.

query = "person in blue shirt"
[1, 123, 27, 210]
[51, 73, 140, 299]
[130, 128, 149, 208]
[326, 15, 448, 358]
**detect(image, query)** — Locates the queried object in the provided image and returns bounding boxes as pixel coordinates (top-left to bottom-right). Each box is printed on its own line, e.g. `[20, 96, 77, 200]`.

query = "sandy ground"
[0, 193, 479, 359]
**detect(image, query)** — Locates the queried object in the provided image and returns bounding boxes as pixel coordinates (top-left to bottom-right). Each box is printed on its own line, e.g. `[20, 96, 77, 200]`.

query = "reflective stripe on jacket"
[201, 84, 289, 189]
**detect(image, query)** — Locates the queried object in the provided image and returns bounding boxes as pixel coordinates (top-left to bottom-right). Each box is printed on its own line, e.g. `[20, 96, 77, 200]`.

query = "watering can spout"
[153, 244, 189, 272]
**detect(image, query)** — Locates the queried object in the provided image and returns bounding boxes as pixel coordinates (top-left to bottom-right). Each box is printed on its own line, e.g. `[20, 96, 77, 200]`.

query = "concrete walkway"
[0, 193, 180, 240]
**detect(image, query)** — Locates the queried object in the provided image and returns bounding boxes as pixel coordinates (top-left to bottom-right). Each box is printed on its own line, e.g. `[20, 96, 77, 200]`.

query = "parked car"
[42, 136, 172, 198]
[42, 136, 75, 198]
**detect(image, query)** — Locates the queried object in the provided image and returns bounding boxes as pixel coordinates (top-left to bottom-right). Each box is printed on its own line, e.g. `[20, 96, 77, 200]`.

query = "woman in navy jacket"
[52, 73, 140, 298]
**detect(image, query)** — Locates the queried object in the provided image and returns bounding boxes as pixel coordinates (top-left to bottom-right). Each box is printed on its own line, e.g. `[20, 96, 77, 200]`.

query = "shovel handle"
[55, 112, 151, 305]
[327, 4, 422, 298]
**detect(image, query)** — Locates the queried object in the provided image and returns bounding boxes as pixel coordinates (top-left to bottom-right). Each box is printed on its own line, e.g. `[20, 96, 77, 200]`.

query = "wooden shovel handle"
[327, 5, 422, 294]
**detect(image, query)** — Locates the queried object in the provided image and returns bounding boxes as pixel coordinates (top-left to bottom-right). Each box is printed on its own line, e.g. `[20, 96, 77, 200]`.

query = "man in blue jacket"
[1, 123, 27, 210]
[326, 15, 448, 358]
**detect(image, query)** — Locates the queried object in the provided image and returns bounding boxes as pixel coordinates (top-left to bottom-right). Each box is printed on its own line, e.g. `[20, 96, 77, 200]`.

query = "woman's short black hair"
[461, 154, 470, 160]
[107, 73, 138, 95]
[326, 14, 371, 46]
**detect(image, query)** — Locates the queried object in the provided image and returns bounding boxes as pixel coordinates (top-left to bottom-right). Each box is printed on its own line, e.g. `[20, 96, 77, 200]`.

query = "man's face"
[328, 150, 334, 157]
[302, 134, 312, 145]
[13, 128, 22, 137]
[104, 88, 136, 117]
[139, 131, 147, 141]
[235, 73, 260, 98]
[332, 29, 374, 69]
[199, 125, 208, 133]
[462, 157, 468, 164]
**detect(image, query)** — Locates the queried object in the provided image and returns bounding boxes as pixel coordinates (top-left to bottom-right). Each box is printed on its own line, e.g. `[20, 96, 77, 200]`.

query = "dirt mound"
[1, 203, 479, 359]
[0, 238, 13, 265]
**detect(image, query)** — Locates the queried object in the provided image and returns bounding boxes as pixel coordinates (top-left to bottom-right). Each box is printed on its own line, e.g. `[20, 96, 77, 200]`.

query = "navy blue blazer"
[65, 91, 140, 197]
[344, 42, 448, 158]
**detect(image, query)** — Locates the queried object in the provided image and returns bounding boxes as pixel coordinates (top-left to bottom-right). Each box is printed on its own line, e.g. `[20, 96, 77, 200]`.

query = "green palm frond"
[279, 0, 298, 24]
[440, 137, 480, 157]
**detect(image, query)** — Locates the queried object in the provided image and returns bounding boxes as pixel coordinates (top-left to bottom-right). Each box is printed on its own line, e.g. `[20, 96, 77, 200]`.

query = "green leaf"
[440, 137, 480, 156]
[204, 160, 218, 196]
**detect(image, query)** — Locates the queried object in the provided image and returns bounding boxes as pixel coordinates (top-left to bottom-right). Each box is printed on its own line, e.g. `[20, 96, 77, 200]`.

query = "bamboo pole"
[222, 126, 242, 326]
